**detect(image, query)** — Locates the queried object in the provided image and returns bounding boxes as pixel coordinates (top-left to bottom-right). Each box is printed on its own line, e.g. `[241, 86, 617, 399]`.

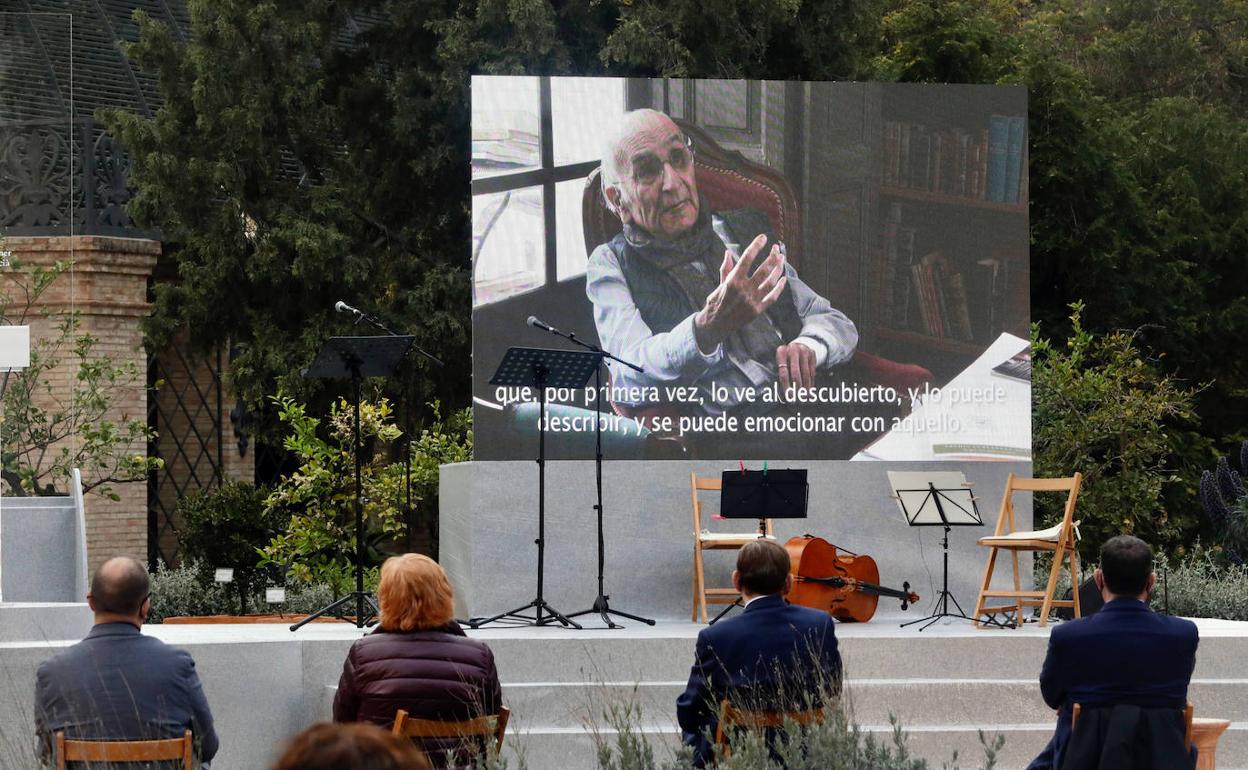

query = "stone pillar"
[1, 235, 157, 573]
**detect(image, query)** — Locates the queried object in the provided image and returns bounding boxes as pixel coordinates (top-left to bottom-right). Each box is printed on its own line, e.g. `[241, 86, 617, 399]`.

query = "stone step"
[500, 721, 1248, 770]
[470, 625, 1248, 683]
[492, 679, 1248, 731]
[0, 603, 91, 643]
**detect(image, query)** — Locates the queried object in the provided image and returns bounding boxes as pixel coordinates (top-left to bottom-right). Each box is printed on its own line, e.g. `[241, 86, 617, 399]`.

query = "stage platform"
[1, 614, 1246, 769]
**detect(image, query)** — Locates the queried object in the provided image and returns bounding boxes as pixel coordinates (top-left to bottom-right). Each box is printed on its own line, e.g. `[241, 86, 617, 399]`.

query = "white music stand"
[0, 326, 31, 602]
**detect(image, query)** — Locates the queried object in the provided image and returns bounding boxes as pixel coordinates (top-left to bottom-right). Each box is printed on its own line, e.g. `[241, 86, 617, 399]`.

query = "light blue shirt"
[586, 216, 857, 414]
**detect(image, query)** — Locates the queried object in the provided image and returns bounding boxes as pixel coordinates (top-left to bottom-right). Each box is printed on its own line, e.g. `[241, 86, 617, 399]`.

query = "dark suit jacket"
[676, 595, 840, 766]
[35, 622, 219, 765]
[1028, 599, 1197, 770]
[1061, 703, 1195, 770]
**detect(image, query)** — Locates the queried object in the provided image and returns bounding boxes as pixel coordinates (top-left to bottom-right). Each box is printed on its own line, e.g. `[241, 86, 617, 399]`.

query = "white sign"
[213, 567, 234, 583]
[265, 587, 287, 604]
[0, 326, 30, 371]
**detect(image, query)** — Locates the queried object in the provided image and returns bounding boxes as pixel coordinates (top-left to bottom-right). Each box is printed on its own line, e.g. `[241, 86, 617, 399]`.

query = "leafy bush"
[147, 560, 232, 623]
[178, 481, 287, 615]
[1152, 545, 1248, 621]
[409, 401, 472, 552]
[147, 559, 337, 622]
[259, 395, 407, 594]
[1032, 304, 1199, 561]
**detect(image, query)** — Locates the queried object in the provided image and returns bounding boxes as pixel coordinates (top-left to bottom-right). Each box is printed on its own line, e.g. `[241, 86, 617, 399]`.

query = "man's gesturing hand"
[693, 233, 787, 352]
[776, 342, 816, 395]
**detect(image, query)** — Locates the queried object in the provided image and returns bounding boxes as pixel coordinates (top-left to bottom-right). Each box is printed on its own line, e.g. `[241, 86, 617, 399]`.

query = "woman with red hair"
[333, 554, 502, 767]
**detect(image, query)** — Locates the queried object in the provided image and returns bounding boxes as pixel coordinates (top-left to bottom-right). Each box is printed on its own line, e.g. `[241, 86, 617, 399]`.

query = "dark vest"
[609, 209, 803, 341]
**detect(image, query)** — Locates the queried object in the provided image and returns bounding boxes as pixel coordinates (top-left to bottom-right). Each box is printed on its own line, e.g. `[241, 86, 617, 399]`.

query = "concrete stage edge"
[2, 618, 1247, 770]
[440, 460, 1032, 623]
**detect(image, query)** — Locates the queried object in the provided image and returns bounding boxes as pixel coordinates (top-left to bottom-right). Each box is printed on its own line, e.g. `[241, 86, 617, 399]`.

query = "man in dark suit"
[1027, 535, 1198, 770]
[35, 556, 219, 767]
[676, 539, 841, 767]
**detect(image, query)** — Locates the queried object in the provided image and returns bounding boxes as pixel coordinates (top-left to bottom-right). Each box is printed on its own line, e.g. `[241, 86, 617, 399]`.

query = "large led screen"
[472, 78, 1030, 461]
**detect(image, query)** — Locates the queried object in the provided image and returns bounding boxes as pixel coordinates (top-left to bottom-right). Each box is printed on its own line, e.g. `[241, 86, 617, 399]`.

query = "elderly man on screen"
[586, 108, 858, 421]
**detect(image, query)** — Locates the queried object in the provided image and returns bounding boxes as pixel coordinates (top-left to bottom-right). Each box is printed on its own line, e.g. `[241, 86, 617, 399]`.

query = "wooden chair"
[1192, 718, 1232, 770]
[392, 706, 510, 762]
[972, 472, 1082, 628]
[55, 730, 193, 770]
[691, 473, 774, 623]
[714, 698, 824, 759]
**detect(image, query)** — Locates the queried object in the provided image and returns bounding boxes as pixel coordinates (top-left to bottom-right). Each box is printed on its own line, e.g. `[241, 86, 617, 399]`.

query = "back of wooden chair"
[714, 699, 824, 758]
[392, 706, 510, 758]
[1071, 702, 1194, 747]
[56, 730, 193, 770]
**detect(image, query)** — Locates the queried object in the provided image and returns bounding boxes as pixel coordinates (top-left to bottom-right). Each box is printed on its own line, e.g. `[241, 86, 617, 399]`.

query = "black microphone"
[527, 316, 558, 334]
[335, 300, 361, 316]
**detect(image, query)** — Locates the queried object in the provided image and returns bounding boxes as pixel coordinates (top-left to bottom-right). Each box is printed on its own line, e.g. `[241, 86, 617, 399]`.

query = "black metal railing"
[0, 117, 153, 238]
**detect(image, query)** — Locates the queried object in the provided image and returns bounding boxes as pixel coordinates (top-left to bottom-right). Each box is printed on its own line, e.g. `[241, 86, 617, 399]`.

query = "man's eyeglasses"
[631, 135, 695, 187]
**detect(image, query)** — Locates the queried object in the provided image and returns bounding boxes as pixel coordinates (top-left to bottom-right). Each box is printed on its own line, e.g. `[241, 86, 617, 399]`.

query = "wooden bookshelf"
[879, 185, 1026, 215]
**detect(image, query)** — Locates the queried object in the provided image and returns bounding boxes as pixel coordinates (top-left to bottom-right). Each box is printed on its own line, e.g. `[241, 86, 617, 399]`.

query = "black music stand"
[468, 347, 602, 629]
[888, 471, 1006, 631]
[709, 468, 808, 625]
[291, 335, 414, 632]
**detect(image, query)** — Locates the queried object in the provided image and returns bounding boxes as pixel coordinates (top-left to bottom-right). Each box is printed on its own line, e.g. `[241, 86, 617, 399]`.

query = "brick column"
[2, 235, 157, 572]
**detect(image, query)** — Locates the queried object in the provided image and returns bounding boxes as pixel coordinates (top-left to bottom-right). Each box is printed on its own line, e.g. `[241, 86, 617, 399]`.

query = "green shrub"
[1152, 545, 1248, 621]
[1032, 304, 1199, 562]
[178, 481, 287, 615]
[147, 559, 338, 622]
[147, 560, 232, 623]
[409, 401, 472, 553]
[259, 394, 407, 594]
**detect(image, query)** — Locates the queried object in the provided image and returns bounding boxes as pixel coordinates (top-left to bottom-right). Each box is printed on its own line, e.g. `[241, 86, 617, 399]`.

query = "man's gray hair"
[600, 108, 670, 215]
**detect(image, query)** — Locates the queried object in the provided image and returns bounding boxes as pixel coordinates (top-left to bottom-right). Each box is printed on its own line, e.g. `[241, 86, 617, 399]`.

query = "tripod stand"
[890, 474, 1009, 632]
[291, 335, 414, 632]
[468, 347, 601, 629]
[565, 358, 655, 628]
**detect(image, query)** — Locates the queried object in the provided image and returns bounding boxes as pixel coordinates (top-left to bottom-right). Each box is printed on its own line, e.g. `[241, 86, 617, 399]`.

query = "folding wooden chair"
[56, 730, 193, 770]
[691, 473, 774, 623]
[972, 472, 1082, 628]
[714, 698, 825, 759]
[392, 706, 510, 763]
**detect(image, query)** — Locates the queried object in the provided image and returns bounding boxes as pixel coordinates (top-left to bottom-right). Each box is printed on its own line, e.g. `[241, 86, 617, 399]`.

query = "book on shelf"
[881, 117, 1026, 204]
[906, 252, 974, 342]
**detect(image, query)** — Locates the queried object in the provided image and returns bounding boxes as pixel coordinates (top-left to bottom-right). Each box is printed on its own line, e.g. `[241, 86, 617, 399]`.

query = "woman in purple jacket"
[333, 554, 503, 766]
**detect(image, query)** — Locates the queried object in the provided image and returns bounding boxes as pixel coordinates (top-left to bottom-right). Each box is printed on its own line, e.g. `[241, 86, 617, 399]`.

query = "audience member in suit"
[676, 539, 841, 767]
[1026, 535, 1198, 770]
[34, 556, 219, 767]
[270, 722, 431, 770]
[334, 554, 502, 767]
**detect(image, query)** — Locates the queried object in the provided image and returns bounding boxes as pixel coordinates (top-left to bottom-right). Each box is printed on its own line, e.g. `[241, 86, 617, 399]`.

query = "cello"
[785, 535, 919, 623]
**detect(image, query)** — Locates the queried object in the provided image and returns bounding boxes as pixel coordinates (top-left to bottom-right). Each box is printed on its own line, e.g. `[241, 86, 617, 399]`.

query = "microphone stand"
[532, 322, 655, 628]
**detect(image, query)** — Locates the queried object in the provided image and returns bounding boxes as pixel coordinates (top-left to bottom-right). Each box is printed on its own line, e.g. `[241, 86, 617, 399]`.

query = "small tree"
[178, 482, 287, 615]
[259, 394, 407, 595]
[1033, 303, 1200, 561]
[408, 401, 472, 556]
[0, 257, 161, 499]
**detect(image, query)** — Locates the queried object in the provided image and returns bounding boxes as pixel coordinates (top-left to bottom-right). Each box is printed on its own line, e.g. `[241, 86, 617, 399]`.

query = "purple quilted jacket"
[332, 623, 502, 766]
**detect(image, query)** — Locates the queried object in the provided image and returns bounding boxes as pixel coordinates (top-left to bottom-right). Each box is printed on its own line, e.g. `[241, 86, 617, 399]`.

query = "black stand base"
[289, 591, 379, 632]
[467, 598, 582, 630]
[709, 598, 743, 625]
[567, 594, 656, 629]
[899, 590, 1009, 632]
